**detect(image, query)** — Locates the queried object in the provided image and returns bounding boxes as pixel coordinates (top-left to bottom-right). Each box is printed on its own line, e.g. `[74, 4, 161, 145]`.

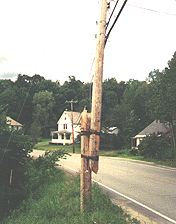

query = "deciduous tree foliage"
[0, 51, 176, 150]
[102, 78, 125, 126]
[106, 80, 152, 148]
[147, 52, 176, 155]
[31, 90, 56, 139]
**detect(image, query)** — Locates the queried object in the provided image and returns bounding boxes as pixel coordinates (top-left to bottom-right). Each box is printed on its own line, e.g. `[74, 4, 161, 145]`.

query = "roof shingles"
[6, 116, 23, 127]
[138, 120, 169, 136]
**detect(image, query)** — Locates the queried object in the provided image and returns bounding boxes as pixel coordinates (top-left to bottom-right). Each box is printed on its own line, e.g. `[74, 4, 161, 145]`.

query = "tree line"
[0, 51, 176, 150]
[1, 51, 175, 221]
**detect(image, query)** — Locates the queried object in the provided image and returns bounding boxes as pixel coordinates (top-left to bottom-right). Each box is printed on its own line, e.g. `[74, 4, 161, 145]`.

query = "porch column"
[63, 133, 66, 145]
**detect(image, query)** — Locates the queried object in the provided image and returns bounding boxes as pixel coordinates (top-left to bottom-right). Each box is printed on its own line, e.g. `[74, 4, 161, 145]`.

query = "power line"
[105, 0, 128, 46]
[105, 1, 176, 46]
[0, 80, 33, 165]
[17, 81, 33, 123]
[106, 0, 119, 30]
[0, 31, 50, 165]
[127, 3, 176, 16]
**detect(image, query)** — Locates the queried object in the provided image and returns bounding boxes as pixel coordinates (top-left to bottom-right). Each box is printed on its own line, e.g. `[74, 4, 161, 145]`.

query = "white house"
[51, 111, 83, 145]
[6, 116, 23, 131]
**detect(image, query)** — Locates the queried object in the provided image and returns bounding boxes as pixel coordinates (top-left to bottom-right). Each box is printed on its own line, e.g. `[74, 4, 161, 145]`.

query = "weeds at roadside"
[3, 171, 139, 224]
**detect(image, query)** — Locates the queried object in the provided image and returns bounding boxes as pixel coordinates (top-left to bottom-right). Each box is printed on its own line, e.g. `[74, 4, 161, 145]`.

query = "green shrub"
[138, 133, 173, 159]
[0, 126, 67, 222]
[26, 150, 68, 199]
[129, 147, 139, 156]
[0, 129, 34, 220]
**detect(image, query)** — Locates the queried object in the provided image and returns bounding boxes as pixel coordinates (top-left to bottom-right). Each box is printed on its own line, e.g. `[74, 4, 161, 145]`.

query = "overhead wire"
[105, 0, 128, 46]
[71, 6, 99, 125]
[52, 0, 176, 136]
[126, 3, 176, 16]
[105, 1, 176, 46]
[0, 30, 52, 165]
[0, 81, 34, 165]
[106, 0, 119, 30]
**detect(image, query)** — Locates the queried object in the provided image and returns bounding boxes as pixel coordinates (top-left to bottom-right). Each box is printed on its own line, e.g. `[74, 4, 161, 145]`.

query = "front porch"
[131, 135, 145, 148]
[51, 130, 72, 145]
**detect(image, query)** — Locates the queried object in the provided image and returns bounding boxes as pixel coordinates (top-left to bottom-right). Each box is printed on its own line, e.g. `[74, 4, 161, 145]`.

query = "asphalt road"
[30, 151, 176, 223]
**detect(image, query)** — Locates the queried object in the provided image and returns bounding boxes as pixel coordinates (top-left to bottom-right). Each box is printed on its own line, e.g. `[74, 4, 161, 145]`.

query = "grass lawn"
[4, 169, 139, 224]
[34, 139, 81, 154]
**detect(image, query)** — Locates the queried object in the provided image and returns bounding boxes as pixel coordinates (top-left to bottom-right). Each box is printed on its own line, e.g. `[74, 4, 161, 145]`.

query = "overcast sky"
[0, 0, 176, 84]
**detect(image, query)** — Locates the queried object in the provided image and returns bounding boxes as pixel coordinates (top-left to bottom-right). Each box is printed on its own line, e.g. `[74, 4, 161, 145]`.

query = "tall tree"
[31, 90, 56, 139]
[0, 79, 14, 94]
[147, 52, 176, 156]
[106, 79, 152, 148]
[0, 86, 20, 120]
[58, 76, 85, 113]
[102, 78, 126, 126]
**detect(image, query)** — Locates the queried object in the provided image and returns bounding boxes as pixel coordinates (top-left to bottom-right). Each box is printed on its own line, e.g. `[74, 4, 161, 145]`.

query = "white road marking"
[93, 180, 176, 224]
[58, 156, 176, 223]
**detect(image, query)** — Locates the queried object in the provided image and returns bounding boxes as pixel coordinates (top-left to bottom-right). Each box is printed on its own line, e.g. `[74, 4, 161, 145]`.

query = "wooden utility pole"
[89, 0, 107, 173]
[80, 0, 107, 212]
[80, 109, 91, 212]
[65, 100, 78, 153]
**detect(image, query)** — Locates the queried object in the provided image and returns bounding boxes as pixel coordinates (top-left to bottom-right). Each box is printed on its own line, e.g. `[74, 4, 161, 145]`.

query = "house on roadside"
[51, 110, 90, 145]
[131, 120, 170, 148]
[6, 116, 23, 131]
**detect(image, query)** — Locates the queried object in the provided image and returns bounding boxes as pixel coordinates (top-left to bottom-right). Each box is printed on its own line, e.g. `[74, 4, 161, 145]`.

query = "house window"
[133, 139, 137, 147]
[61, 134, 64, 139]
[53, 133, 58, 139]
[66, 134, 70, 140]
[63, 124, 67, 129]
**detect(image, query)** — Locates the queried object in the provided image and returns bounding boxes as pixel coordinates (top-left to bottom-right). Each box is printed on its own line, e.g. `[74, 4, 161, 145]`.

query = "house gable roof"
[137, 120, 169, 136]
[58, 111, 91, 125]
[65, 111, 82, 124]
[6, 116, 23, 127]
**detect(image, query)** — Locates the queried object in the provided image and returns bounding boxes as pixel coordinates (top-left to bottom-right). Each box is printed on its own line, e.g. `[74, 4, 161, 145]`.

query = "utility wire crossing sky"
[0, 0, 176, 84]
